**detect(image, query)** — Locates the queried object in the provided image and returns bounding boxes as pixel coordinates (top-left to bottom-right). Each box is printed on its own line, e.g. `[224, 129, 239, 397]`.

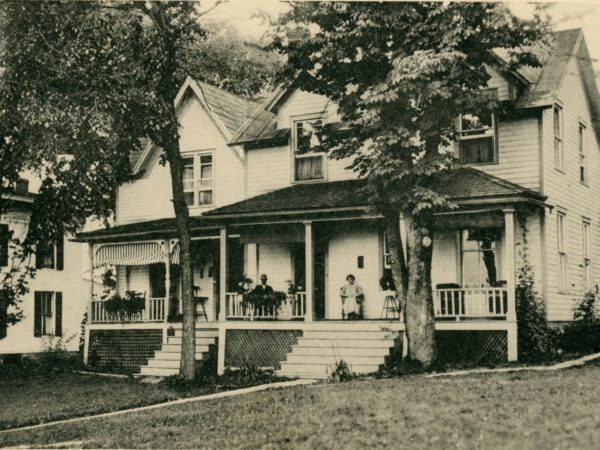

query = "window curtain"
[295, 156, 323, 181]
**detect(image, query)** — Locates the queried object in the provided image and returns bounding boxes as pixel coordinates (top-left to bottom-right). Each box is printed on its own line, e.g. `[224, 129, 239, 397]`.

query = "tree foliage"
[279, 1, 548, 366]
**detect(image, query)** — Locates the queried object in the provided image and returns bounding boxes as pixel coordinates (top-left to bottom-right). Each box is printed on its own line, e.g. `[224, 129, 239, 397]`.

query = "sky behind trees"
[204, 0, 600, 78]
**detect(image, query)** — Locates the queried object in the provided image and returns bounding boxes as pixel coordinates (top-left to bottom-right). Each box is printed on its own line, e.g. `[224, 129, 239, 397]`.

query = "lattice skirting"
[436, 330, 508, 365]
[88, 329, 162, 373]
[225, 329, 303, 369]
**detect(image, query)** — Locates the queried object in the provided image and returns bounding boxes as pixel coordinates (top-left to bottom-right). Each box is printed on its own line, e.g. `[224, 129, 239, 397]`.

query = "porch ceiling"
[74, 168, 546, 243]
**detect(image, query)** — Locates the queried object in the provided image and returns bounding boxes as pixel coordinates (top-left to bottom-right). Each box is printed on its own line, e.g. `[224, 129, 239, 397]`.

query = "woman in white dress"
[340, 274, 364, 320]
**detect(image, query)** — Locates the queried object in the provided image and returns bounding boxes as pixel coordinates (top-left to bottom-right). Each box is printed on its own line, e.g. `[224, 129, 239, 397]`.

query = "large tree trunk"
[164, 137, 196, 380]
[383, 209, 408, 311]
[403, 211, 436, 368]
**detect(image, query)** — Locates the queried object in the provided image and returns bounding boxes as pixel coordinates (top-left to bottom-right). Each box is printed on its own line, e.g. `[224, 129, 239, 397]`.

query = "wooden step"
[302, 331, 396, 340]
[278, 362, 381, 376]
[160, 343, 211, 353]
[146, 358, 181, 369]
[296, 338, 396, 348]
[285, 354, 386, 366]
[166, 337, 216, 346]
[170, 329, 219, 338]
[139, 366, 179, 377]
[289, 346, 392, 357]
[152, 350, 208, 360]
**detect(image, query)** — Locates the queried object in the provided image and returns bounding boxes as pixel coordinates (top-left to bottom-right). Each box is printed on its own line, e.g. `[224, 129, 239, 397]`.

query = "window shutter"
[54, 292, 62, 337]
[35, 244, 45, 269]
[56, 235, 64, 271]
[0, 224, 9, 267]
[34, 292, 42, 337]
[0, 290, 8, 339]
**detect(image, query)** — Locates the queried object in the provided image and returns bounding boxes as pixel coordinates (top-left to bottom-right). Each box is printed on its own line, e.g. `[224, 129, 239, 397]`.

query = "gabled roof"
[132, 77, 257, 173]
[515, 28, 583, 108]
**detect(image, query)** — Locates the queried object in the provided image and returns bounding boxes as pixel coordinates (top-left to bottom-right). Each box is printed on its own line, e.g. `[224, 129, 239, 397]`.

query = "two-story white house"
[1, 178, 88, 358]
[77, 28, 600, 378]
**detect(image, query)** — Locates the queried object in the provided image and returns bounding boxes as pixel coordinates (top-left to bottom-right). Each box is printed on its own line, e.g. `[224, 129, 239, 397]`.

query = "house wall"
[541, 54, 600, 321]
[326, 226, 382, 320]
[116, 94, 245, 225]
[474, 116, 541, 191]
[256, 244, 292, 293]
[0, 211, 87, 355]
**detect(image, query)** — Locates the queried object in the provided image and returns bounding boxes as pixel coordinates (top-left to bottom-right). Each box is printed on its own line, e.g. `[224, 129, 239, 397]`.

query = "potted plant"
[103, 291, 145, 321]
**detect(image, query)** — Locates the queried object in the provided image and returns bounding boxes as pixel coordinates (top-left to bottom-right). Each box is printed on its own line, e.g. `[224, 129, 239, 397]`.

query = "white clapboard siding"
[116, 95, 245, 225]
[541, 53, 600, 321]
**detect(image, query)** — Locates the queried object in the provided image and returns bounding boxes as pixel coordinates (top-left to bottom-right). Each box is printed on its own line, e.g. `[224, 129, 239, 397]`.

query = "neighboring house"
[76, 28, 600, 378]
[0, 178, 88, 357]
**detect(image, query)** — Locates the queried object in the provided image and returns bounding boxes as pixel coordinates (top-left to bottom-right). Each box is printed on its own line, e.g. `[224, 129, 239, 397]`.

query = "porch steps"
[139, 328, 218, 377]
[277, 327, 401, 380]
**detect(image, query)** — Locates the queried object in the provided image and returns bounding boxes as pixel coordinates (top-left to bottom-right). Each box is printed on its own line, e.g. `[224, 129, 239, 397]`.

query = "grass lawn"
[3, 362, 600, 449]
[0, 370, 280, 432]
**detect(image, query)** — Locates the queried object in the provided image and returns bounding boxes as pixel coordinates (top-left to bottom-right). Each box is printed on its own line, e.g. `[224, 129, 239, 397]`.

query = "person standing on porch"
[340, 274, 364, 320]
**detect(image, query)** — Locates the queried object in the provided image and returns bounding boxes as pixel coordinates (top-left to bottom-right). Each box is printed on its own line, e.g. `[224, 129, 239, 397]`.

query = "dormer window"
[183, 152, 213, 207]
[458, 113, 497, 165]
[294, 119, 324, 182]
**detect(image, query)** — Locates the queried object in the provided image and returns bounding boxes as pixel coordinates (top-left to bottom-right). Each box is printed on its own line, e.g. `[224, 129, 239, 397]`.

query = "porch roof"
[205, 168, 546, 218]
[75, 168, 545, 242]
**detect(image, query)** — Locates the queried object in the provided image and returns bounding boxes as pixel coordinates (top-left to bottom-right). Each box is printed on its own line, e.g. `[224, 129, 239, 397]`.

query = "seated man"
[252, 274, 274, 296]
[340, 274, 364, 320]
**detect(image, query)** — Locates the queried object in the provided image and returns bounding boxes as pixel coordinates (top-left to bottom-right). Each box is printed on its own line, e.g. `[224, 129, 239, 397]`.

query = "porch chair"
[194, 296, 209, 322]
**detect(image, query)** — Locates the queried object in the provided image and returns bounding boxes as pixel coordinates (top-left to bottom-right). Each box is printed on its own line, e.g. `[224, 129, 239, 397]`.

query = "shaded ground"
[3, 362, 600, 449]
[0, 370, 280, 431]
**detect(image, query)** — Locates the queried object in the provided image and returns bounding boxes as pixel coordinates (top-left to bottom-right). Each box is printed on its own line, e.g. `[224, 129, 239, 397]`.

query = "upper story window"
[35, 235, 64, 271]
[554, 105, 564, 171]
[294, 119, 324, 182]
[458, 113, 497, 165]
[579, 122, 587, 184]
[183, 152, 213, 207]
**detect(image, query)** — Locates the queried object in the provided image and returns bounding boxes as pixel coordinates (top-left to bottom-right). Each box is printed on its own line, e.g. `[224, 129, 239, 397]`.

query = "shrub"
[327, 359, 358, 382]
[560, 289, 600, 354]
[516, 223, 557, 362]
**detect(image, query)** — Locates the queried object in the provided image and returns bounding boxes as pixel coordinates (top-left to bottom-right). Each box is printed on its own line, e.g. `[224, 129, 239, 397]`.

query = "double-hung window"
[579, 122, 587, 184]
[182, 152, 214, 207]
[34, 291, 62, 337]
[554, 105, 564, 171]
[294, 118, 324, 182]
[35, 235, 64, 270]
[583, 219, 592, 291]
[458, 113, 497, 164]
[557, 211, 568, 291]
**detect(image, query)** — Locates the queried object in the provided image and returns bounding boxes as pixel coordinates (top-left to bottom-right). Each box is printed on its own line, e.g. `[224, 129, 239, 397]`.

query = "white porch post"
[504, 208, 518, 361]
[83, 243, 94, 365]
[304, 221, 314, 322]
[247, 243, 258, 284]
[163, 240, 171, 341]
[219, 227, 227, 321]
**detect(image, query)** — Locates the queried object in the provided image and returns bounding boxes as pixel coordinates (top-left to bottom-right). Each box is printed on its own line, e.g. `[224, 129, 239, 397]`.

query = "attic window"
[458, 113, 497, 165]
[183, 152, 214, 207]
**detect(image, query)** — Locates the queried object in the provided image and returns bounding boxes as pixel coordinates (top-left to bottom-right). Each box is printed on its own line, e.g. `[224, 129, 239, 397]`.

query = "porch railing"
[90, 297, 166, 323]
[225, 292, 307, 320]
[434, 287, 508, 320]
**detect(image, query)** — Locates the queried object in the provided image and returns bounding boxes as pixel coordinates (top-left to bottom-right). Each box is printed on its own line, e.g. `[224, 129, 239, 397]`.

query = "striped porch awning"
[94, 242, 166, 267]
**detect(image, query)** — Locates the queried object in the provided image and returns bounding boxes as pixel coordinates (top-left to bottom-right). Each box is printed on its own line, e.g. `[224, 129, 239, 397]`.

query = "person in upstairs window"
[340, 274, 364, 320]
